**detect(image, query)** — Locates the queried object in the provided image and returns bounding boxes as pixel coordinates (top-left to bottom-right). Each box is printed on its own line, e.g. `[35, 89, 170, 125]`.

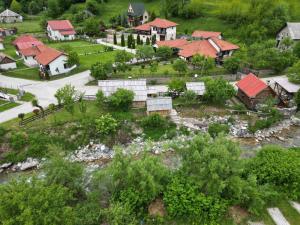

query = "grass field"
[0, 18, 43, 34]
[0, 99, 19, 112]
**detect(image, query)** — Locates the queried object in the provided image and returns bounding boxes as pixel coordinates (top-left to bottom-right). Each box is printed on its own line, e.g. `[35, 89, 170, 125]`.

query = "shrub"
[180, 90, 197, 103]
[95, 114, 118, 137]
[208, 123, 230, 138]
[96, 90, 105, 107]
[107, 89, 134, 111]
[141, 114, 168, 129]
[10, 132, 27, 150]
[168, 78, 186, 97]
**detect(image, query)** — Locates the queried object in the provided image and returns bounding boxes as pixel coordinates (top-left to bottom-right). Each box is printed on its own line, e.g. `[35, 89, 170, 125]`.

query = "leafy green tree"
[191, 54, 215, 75]
[113, 33, 117, 45]
[224, 56, 241, 74]
[107, 88, 134, 111]
[294, 89, 300, 109]
[67, 51, 80, 66]
[288, 60, 300, 84]
[204, 77, 236, 105]
[168, 78, 186, 96]
[156, 46, 173, 59]
[10, 0, 21, 13]
[127, 34, 132, 48]
[86, 0, 100, 15]
[0, 179, 76, 225]
[96, 90, 105, 107]
[83, 17, 100, 36]
[151, 35, 156, 45]
[136, 45, 155, 60]
[55, 84, 78, 115]
[150, 61, 158, 73]
[208, 123, 230, 138]
[91, 62, 112, 80]
[172, 59, 188, 74]
[95, 114, 118, 137]
[115, 51, 132, 63]
[293, 42, 300, 58]
[47, 0, 61, 18]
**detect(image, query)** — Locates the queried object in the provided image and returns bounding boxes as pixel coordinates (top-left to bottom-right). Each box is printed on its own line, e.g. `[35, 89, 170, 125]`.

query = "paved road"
[0, 71, 94, 123]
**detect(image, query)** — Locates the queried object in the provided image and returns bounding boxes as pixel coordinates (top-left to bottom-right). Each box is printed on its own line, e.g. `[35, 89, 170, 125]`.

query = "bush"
[10, 132, 27, 150]
[208, 123, 230, 138]
[107, 89, 134, 111]
[248, 109, 282, 133]
[96, 90, 105, 107]
[180, 90, 197, 103]
[141, 114, 168, 129]
[95, 114, 118, 137]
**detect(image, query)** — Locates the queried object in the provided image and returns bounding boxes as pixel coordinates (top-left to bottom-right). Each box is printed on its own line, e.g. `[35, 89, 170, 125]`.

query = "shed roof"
[236, 73, 268, 98]
[186, 82, 206, 95]
[98, 79, 147, 102]
[273, 77, 300, 93]
[147, 85, 168, 95]
[285, 22, 300, 40]
[0, 9, 21, 17]
[147, 97, 172, 112]
[0, 53, 15, 64]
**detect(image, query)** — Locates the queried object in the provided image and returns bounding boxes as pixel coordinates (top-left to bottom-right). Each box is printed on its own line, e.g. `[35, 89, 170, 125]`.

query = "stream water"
[1, 126, 300, 185]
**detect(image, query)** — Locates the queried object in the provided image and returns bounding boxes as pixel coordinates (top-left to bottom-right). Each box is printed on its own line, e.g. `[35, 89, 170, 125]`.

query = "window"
[64, 63, 68, 69]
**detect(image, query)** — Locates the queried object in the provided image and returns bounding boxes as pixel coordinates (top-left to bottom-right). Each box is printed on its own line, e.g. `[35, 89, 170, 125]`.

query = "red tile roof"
[192, 30, 222, 39]
[210, 37, 239, 51]
[157, 39, 188, 49]
[134, 18, 178, 30]
[19, 45, 47, 57]
[236, 73, 268, 98]
[35, 47, 64, 66]
[178, 40, 218, 58]
[13, 35, 43, 50]
[47, 20, 74, 31]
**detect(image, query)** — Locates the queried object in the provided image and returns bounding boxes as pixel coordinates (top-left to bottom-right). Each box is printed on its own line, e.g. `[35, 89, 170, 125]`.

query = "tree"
[55, 84, 78, 115]
[191, 54, 215, 75]
[10, 0, 21, 13]
[149, 61, 158, 73]
[83, 18, 100, 36]
[151, 35, 156, 45]
[107, 88, 134, 111]
[31, 99, 44, 117]
[91, 62, 112, 80]
[137, 34, 141, 45]
[224, 56, 241, 74]
[127, 34, 132, 48]
[293, 42, 300, 58]
[115, 51, 133, 64]
[121, 34, 125, 47]
[86, 0, 99, 15]
[95, 114, 118, 137]
[204, 77, 236, 105]
[47, 0, 61, 18]
[156, 46, 173, 59]
[67, 51, 80, 66]
[136, 45, 154, 61]
[146, 37, 150, 45]
[172, 59, 188, 74]
[208, 123, 230, 138]
[96, 90, 105, 107]
[288, 60, 300, 84]
[168, 78, 186, 97]
[113, 33, 117, 45]
[0, 179, 76, 225]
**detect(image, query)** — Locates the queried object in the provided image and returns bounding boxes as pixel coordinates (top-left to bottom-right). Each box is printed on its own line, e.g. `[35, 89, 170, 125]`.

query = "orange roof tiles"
[134, 18, 178, 31]
[13, 35, 44, 50]
[236, 73, 268, 98]
[192, 30, 222, 39]
[35, 47, 64, 66]
[178, 40, 218, 58]
[211, 37, 239, 51]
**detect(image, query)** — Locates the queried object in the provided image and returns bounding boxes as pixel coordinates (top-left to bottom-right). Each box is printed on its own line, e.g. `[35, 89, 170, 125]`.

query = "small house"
[271, 77, 300, 106]
[0, 38, 4, 50]
[0, 9, 23, 23]
[155, 39, 188, 54]
[47, 20, 76, 41]
[186, 82, 206, 96]
[0, 53, 16, 70]
[276, 22, 300, 48]
[133, 18, 177, 43]
[35, 47, 74, 76]
[236, 73, 273, 110]
[147, 97, 173, 116]
[192, 30, 222, 40]
[178, 38, 239, 63]
[127, 2, 149, 27]
[98, 79, 147, 107]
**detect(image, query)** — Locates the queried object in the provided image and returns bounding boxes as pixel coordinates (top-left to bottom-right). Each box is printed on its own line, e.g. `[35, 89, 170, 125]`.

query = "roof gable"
[13, 35, 44, 50]
[210, 37, 239, 51]
[0, 53, 15, 64]
[48, 20, 74, 31]
[236, 73, 268, 98]
[0, 9, 21, 17]
[178, 40, 218, 58]
[134, 18, 177, 30]
[128, 2, 146, 16]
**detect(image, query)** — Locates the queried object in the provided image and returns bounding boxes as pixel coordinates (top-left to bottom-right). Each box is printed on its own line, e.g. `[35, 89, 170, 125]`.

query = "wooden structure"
[236, 73, 273, 110]
[186, 82, 206, 96]
[98, 79, 147, 107]
[271, 77, 300, 106]
[147, 85, 168, 97]
[147, 97, 172, 116]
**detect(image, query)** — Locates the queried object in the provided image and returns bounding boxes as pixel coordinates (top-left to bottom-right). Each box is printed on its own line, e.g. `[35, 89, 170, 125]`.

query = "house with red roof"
[154, 39, 188, 54]
[178, 37, 239, 63]
[133, 18, 178, 43]
[36, 47, 75, 76]
[192, 30, 222, 40]
[47, 20, 76, 41]
[236, 73, 274, 109]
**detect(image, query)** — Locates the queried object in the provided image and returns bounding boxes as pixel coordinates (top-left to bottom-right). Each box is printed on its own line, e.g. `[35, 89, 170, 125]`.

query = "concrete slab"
[248, 222, 265, 225]
[267, 208, 290, 225]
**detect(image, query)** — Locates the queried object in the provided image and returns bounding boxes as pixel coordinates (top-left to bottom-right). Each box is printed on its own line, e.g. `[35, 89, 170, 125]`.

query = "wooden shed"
[236, 73, 273, 110]
[98, 79, 147, 107]
[147, 97, 173, 116]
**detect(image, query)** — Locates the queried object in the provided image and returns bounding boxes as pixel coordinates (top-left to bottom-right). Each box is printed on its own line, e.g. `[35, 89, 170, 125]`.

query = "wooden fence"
[19, 104, 64, 126]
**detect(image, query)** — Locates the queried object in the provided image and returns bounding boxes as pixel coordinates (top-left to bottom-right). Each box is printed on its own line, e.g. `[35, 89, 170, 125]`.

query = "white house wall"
[47, 26, 75, 41]
[0, 43, 4, 50]
[48, 55, 74, 76]
[22, 55, 38, 67]
[0, 62, 16, 70]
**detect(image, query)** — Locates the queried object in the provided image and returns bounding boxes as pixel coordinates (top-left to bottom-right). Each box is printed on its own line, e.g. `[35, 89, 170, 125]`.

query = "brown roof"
[178, 40, 218, 58]
[0, 53, 16, 64]
[134, 18, 178, 31]
[35, 47, 65, 66]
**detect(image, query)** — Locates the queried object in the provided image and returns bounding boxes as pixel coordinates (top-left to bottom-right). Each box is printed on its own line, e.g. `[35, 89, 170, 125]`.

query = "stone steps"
[267, 208, 290, 225]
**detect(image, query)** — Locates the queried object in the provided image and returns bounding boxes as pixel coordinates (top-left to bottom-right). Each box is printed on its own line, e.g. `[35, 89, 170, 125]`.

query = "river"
[1, 126, 300, 184]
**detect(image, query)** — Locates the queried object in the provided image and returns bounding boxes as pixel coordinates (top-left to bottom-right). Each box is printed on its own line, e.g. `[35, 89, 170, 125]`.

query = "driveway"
[0, 70, 94, 124]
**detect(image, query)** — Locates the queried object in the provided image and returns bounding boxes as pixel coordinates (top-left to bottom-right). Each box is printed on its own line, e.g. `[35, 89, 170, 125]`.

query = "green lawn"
[0, 18, 43, 34]
[0, 100, 19, 112]
[1, 88, 35, 102]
